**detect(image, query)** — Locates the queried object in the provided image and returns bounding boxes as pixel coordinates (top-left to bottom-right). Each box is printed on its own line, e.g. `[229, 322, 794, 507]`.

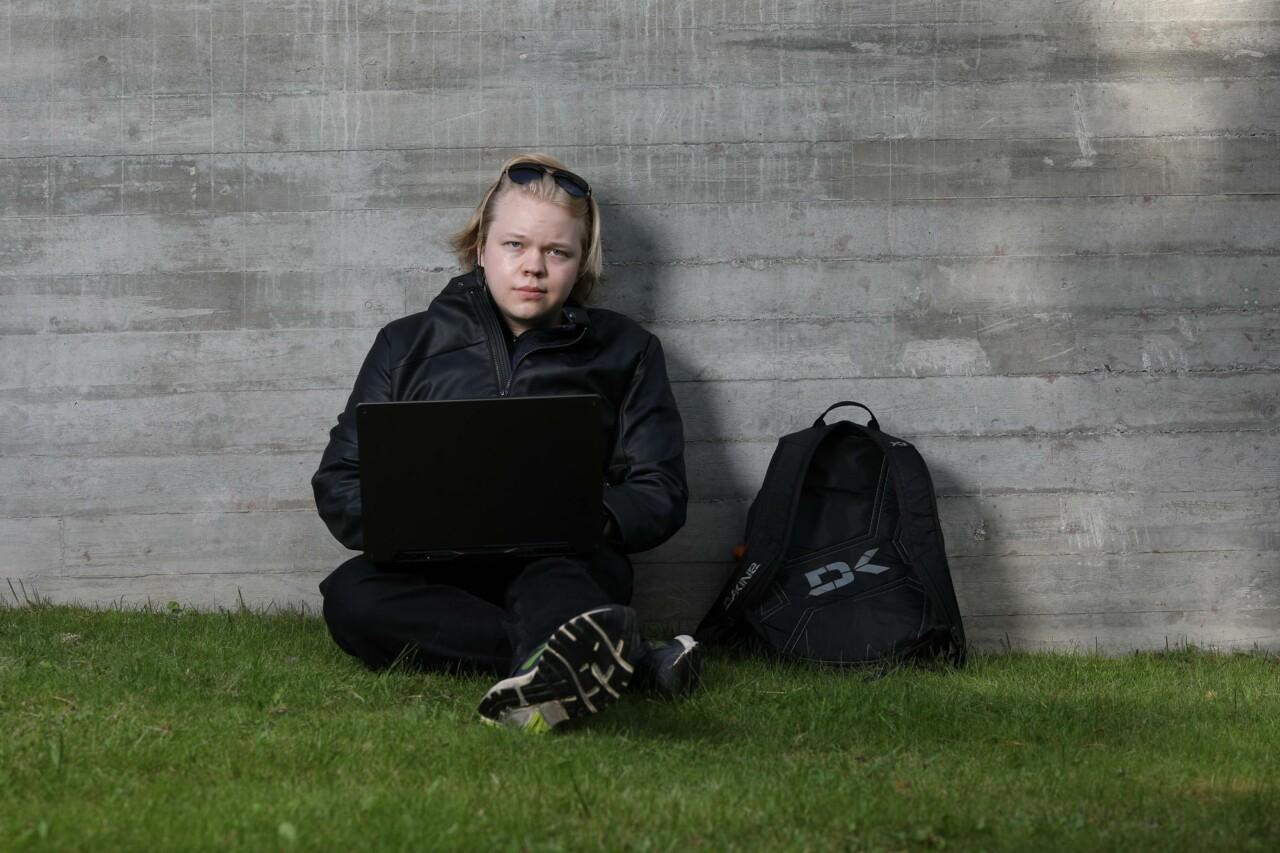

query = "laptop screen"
[356, 395, 605, 562]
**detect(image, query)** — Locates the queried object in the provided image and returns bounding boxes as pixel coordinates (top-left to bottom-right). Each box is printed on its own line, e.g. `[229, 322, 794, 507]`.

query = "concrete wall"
[1, 0, 1276, 651]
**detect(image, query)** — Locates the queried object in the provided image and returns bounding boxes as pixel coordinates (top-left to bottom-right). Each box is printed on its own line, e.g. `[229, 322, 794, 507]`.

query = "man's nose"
[523, 252, 546, 276]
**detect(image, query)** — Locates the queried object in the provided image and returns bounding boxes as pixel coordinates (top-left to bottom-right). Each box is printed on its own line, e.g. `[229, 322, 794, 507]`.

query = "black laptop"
[355, 395, 604, 563]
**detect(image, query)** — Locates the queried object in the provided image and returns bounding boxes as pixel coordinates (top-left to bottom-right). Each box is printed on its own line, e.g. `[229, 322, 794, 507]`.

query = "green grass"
[2, 601, 1278, 852]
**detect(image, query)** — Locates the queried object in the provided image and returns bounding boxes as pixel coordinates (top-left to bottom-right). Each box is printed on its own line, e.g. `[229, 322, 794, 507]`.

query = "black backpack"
[697, 402, 967, 666]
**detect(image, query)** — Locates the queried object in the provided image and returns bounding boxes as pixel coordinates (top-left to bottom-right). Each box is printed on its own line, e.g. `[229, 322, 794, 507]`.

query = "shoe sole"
[478, 606, 638, 728]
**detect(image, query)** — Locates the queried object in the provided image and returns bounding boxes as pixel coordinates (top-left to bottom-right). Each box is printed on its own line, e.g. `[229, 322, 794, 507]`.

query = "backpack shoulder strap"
[849, 424, 968, 664]
[696, 424, 832, 642]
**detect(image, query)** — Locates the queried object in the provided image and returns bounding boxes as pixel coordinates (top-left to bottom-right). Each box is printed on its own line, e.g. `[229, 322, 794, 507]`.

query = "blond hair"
[449, 153, 603, 303]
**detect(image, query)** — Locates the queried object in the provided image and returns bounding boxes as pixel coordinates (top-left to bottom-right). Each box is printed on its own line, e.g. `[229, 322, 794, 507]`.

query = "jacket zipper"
[470, 286, 588, 397]
[470, 288, 512, 395]
[504, 328, 587, 396]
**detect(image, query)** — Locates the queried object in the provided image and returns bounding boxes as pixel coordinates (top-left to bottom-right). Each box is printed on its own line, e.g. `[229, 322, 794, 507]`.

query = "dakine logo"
[890, 440, 908, 447]
[806, 548, 892, 596]
[852, 548, 892, 575]
[723, 561, 761, 609]
[805, 562, 854, 596]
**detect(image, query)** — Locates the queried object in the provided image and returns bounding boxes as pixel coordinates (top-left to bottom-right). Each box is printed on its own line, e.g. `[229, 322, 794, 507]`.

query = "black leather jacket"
[311, 269, 689, 555]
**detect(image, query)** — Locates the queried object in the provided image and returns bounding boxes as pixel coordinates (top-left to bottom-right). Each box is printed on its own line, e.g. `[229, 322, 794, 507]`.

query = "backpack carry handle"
[814, 401, 879, 431]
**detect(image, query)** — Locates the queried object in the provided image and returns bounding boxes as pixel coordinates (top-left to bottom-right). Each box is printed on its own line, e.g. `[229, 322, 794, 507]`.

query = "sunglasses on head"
[504, 162, 592, 198]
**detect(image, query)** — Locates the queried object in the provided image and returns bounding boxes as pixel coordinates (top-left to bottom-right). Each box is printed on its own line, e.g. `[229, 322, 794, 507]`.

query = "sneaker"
[477, 604, 640, 731]
[632, 634, 702, 696]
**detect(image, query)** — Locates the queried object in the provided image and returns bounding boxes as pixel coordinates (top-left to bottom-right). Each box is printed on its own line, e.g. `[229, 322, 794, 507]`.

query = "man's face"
[478, 192, 585, 336]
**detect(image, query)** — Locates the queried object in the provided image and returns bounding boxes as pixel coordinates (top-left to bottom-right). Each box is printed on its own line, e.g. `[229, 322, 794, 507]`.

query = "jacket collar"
[454, 268, 591, 332]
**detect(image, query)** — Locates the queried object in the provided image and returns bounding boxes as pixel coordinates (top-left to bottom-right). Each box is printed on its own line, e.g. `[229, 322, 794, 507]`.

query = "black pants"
[318, 544, 634, 675]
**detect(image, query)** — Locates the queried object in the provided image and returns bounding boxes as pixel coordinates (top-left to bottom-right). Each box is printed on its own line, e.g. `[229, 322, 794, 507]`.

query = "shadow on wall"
[596, 201, 740, 634]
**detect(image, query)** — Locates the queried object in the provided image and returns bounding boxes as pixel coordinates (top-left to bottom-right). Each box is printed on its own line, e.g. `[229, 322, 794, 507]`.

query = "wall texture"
[1, 0, 1277, 651]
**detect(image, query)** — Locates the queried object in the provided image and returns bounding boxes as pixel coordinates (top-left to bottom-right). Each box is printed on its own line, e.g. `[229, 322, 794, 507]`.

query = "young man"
[312, 155, 700, 731]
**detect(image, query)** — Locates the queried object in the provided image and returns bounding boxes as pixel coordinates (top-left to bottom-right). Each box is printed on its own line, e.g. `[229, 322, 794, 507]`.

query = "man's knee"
[319, 554, 382, 632]
[509, 544, 634, 607]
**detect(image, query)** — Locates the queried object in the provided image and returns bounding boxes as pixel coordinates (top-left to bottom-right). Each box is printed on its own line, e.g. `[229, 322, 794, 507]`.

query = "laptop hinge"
[392, 542, 578, 562]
